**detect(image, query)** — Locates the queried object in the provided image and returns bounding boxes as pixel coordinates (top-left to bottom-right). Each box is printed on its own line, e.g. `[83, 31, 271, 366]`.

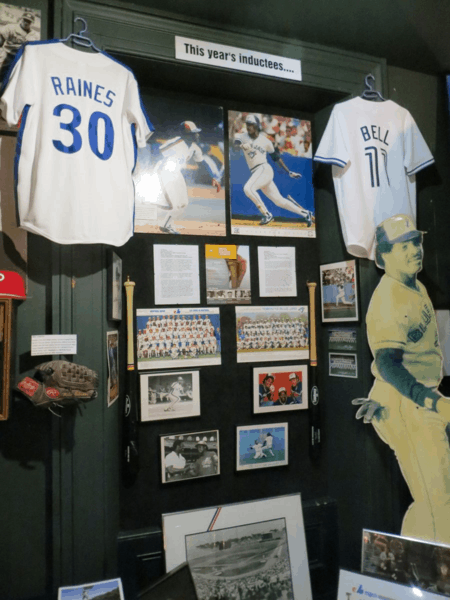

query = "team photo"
[136, 308, 221, 370]
[320, 260, 358, 322]
[229, 110, 315, 238]
[186, 518, 295, 600]
[161, 430, 219, 484]
[236, 424, 288, 471]
[139, 370, 200, 422]
[133, 95, 225, 236]
[236, 306, 309, 363]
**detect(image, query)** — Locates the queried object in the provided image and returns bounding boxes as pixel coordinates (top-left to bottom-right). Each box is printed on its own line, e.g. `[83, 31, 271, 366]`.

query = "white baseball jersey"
[315, 98, 434, 259]
[235, 131, 274, 170]
[0, 40, 153, 245]
[159, 137, 203, 167]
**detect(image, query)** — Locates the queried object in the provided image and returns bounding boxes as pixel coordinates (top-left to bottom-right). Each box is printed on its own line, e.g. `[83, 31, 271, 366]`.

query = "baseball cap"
[0, 271, 26, 299]
[181, 121, 201, 133]
[288, 373, 297, 380]
[279, 387, 286, 393]
[196, 440, 207, 447]
[245, 114, 261, 128]
[265, 373, 275, 380]
[22, 12, 35, 22]
[375, 214, 423, 246]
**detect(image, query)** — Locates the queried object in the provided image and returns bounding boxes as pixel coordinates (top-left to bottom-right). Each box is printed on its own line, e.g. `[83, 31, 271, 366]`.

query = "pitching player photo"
[0, 4, 40, 78]
[205, 244, 251, 305]
[353, 214, 450, 545]
[229, 110, 315, 238]
[236, 424, 288, 471]
[320, 260, 359, 322]
[139, 370, 200, 422]
[133, 95, 225, 236]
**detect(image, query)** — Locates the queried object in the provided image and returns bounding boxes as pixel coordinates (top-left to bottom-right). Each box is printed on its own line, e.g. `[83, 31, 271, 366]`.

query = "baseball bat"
[123, 276, 139, 485]
[307, 281, 321, 459]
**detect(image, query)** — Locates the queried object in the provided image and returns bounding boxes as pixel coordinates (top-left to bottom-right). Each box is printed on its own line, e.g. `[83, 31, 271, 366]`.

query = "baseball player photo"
[229, 110, 315, 238]
[353, 214, 450, 545]
[58, 579, 124, 600]
[253, 365, 308, 414]
[139, 370, 200, 422]
[0, 4, 40, 78]
[320, 260, 359, 322]
[236, 424, 288, 471]
[205, 244, 251, 305]
[161, 430, 220, 484]
[133, 95, 225, 236]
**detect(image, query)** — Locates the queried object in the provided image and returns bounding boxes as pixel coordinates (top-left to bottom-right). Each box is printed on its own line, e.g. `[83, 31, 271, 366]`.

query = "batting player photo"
[229, 110, 315, 238]
[353, 214, 450, 544]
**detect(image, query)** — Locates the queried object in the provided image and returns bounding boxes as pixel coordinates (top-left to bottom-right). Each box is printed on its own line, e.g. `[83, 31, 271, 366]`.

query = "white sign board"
[31, 334, 77, 356]
[175, 36, 302, 82]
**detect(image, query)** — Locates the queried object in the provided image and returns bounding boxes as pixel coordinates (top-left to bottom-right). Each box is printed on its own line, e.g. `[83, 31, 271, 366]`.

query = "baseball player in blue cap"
[354, 214, 450, 544]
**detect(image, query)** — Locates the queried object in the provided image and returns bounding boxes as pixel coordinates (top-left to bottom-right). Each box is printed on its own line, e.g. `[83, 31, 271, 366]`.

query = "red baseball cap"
[0, 271, 26, 299]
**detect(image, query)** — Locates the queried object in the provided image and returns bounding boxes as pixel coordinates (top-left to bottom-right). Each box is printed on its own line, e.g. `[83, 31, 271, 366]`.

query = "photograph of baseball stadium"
[133, 95, 225, 236]
[186, 518, 294, 600]
[228, 110, 315, 239]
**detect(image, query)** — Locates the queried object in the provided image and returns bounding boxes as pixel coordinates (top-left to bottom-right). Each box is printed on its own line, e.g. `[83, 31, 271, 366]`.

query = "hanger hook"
[365, 73, 375, 91]
[74, 16, 88, 36]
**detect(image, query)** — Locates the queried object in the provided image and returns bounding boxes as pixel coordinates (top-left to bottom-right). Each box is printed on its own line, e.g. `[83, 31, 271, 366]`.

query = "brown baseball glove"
[16, 360, 99, 412]
[226, 254, 247, 289]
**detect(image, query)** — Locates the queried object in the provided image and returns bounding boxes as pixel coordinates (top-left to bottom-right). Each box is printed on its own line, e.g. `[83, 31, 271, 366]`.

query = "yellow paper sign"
[205, 245, 237, 259]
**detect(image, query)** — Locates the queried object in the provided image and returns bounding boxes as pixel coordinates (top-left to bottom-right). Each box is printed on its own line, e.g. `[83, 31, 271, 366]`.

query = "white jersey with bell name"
[0, 40, 153, 245]
[314, 97, 434, 260]
[235, 131, 274, 170]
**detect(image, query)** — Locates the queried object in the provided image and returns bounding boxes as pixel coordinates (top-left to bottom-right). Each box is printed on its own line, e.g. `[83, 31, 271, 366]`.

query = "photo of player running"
[229, 110, 315, 238]
[139, 370, 200, 422]
[253, 365, 308, 414]
[320, 259, 358, 322]
[236, 424, 288, 471]
[133, 95, 225, 236]
[161, 429, 219, 484]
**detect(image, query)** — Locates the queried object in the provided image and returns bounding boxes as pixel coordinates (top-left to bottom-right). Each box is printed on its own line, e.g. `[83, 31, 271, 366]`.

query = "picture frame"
[253, 365, 308, 413]
[362, 528, 450, 592]
[138, 562, 198, 600]
[320, 259, 358, 323]
[236, 423, 288, 471]
[162, 493, 311, 600]
[0, 298, 12, 420]
[329, 352, 358, 379]
[140, 370, 200, 422]
[58, 578, 124, 600]
[338, 569, 444, 600]
[160, 429, 219, 484]
[108, 250, 122, 321]
[106, 331, 119, 406]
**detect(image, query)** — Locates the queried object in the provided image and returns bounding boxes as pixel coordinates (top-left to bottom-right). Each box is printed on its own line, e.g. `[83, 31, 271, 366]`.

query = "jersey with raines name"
[0, 40, 153, 245]
[235, 131, 274, 170]
[314, 97, 434, 260]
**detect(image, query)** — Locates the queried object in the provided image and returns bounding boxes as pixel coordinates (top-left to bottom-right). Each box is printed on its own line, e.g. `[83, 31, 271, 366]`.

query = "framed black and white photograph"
[329, 352, 358, 378]
[161, 429, 219, 484]
[107, 331, 119, 406]
[140, 370, 200, 422]
[162, 493, 311, 600]
[236, 423, 288, 470]
[108, 250, 122, 321]
[58, 578, 124, 600]
[253, 365, 308, 413]
[138, 562, 198, 600]
[0, 4, 41, 79]
[320, 259, 358, 323]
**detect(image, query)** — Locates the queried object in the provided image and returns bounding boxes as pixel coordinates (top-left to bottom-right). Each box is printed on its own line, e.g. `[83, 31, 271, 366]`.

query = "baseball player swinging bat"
[123, 276, 139, 485]
[307, 281, 321, 459]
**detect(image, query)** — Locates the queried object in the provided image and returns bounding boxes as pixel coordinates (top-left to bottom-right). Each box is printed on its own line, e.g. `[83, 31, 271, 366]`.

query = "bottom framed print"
[162, 493, 311, 600]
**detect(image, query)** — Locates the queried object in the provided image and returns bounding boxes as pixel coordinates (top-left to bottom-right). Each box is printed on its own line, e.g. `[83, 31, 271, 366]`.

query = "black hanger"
[61, 17, 101, 52]
[361, 73, 386, 102]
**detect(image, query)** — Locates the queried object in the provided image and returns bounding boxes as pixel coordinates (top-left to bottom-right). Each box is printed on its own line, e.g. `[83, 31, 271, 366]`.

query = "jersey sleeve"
[366, 288, 409, 353]
[124, 72, 154, 147]
[0, 43, 36, 125]
[314, 107, 349, 167]
[403, 110, 435, 176]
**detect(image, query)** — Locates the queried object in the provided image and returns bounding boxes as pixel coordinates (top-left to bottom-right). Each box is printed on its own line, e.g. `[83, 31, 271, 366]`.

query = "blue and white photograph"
[136, 307, 221, 370]
[186, 517, 295, 600]
[236, 423, 288, 471]
[229, 110, 315, 239]
[58, 578, 124, 600]
[320, 260, 358, 323]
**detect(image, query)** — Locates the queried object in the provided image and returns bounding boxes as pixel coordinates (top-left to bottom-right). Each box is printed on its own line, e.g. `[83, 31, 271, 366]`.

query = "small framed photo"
[107, 331, 119, 406]
[140, 370, 200, 422]
[108, 250, 123, 321]
[58, 578, 124, 600]
[236, 423, 288, 471]
[329, 352, 358, 378]
[253, 364, 308, 413]
[320, 259, 358, 322]
[161, 429, 220, 484]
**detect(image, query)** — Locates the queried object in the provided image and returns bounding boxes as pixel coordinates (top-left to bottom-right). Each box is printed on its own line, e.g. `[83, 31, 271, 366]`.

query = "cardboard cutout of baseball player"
[353, 214, 450, 544]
